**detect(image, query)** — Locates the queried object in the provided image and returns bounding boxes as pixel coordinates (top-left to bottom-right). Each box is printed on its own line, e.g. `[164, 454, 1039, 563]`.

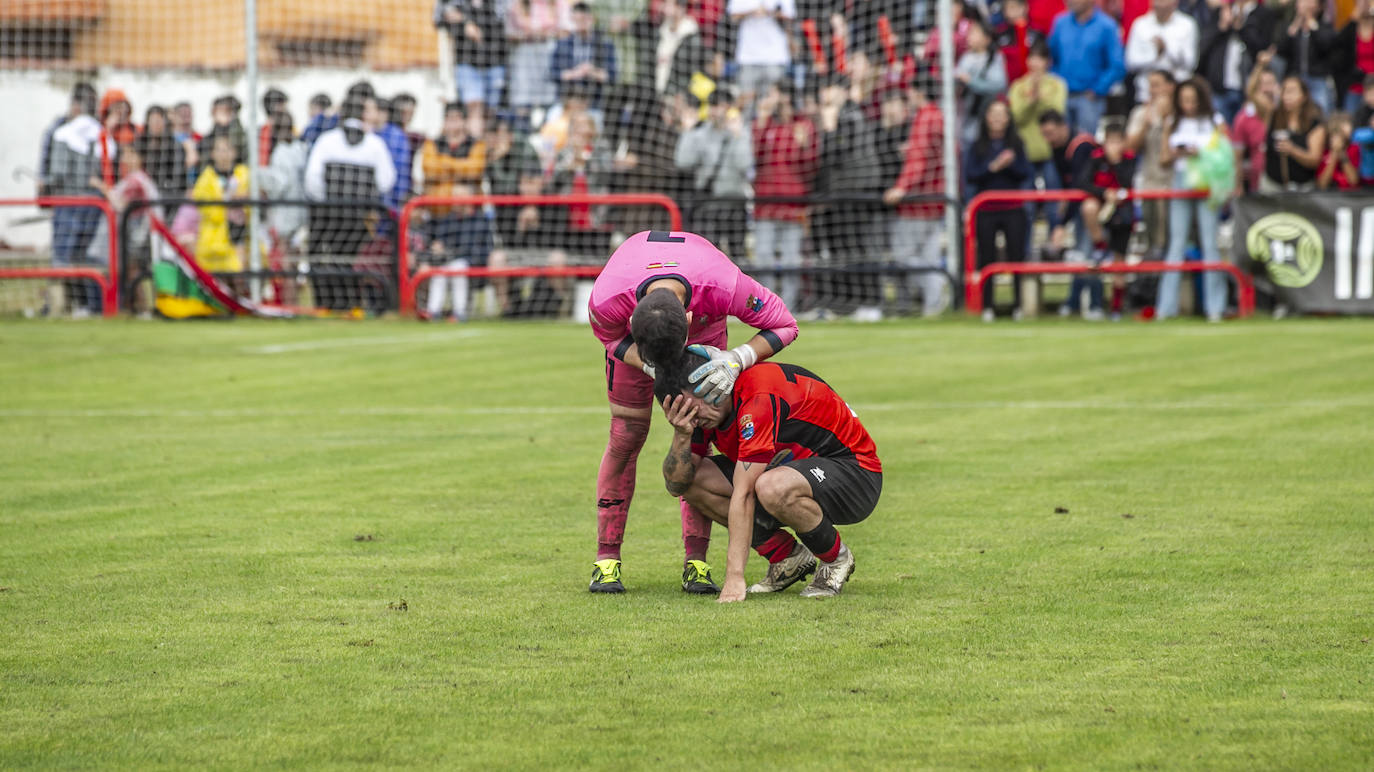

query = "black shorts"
[1106, 223, 1132, 256]
[708, 454, 882, 527]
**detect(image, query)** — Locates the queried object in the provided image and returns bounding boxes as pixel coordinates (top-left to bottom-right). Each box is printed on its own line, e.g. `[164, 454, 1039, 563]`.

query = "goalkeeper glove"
[686, 343, 757, 405]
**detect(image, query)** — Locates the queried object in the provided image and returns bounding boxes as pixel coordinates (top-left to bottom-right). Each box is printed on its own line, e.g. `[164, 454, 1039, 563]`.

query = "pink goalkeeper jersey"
[589, 230, 799, 361]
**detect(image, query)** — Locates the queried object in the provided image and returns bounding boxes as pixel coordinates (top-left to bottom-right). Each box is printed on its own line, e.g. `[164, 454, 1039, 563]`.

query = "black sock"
[798, 519, 841, 563]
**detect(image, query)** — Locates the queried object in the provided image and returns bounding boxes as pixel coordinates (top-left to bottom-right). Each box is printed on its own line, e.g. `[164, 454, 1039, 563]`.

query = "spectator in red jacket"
[1234, 54, 1280, 193]
[882, 73, 948, 317]
[996, 0, 1045, 83]
[1028, 0, 1064, 35]
[258, 88, 289, 167]
[753, 80, 818, 310]
[1317, 112, 1361, 189]
[1337, 0, 1374, 115]
[98, 89, 138, 150]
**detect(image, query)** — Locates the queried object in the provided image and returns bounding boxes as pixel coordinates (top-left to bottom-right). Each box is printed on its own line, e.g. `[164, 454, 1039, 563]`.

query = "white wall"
[0, 67, 453, 250]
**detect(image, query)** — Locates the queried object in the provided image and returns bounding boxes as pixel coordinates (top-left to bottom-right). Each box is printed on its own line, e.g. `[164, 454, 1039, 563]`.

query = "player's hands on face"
[718, 576, 747, 603]
[686, 344, 743, 406]
[662, 394, 698, 435]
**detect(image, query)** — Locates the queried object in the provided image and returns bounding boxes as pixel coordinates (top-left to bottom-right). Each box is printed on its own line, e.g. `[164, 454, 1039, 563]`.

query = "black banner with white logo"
[1233, 193, 1374, 314]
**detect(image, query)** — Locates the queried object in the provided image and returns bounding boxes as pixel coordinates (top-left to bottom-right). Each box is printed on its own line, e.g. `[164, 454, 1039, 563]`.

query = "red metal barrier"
[961, 188, 1253, 317]
[0, 196, 119, 317]
[397, 193, 682, 315]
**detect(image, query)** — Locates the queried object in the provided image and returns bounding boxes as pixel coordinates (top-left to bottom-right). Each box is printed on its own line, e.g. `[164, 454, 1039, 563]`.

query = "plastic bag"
[1185, 128, 1236, 209]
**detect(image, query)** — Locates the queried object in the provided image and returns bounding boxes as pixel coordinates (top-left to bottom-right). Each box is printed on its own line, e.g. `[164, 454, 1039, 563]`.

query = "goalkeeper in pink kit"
[588, 230, 799, 593]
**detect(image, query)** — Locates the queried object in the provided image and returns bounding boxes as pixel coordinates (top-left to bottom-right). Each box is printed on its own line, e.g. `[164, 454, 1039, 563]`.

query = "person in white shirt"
[1156, 76, 1227, 322]
[1125, 0, 1198, 103]
[304, 97, 396, 203]
[303, 95, 398, 309]
[728, 0, 795, 108]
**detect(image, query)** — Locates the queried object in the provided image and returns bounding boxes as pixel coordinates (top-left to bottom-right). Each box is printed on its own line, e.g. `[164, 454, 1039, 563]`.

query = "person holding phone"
[1156, 76, 1227, 322]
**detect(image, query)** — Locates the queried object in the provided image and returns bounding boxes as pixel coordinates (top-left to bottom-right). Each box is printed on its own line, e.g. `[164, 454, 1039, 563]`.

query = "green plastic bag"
[1185, 128, 1236, 209]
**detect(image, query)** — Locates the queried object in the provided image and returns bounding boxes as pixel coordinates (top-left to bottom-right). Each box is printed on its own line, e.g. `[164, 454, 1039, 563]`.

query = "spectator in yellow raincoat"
[191, 133, 250, 273]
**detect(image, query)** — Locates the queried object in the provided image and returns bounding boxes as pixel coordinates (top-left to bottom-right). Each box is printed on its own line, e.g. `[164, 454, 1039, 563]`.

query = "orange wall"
[66, 0, 439, 70]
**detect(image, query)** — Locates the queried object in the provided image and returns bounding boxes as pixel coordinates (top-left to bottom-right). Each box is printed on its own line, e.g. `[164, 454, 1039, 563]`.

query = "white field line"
[240, 330, 483, 354]
[3, 398, 1371, 419]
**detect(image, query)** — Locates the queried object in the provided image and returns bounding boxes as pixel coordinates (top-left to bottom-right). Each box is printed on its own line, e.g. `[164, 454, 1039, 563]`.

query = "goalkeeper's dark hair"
[653, 349, 710, 405]
[630, 288, 688, 371]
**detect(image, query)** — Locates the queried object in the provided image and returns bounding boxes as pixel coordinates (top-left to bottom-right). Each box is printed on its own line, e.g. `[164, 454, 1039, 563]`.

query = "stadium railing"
[961, 189, 1256, 317]
[121, 198, 401, 316]
[687, 194, 963, 309]
[396, 193, 683, 316]
[0, 197, 120, 318]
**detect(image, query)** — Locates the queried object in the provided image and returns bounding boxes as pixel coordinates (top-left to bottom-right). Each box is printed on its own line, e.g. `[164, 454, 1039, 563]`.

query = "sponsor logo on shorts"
[810, 467, 826, 483]
[746, 295, 764, 312]
[740, 414, 755, 440]
[645, 262, 679, 269]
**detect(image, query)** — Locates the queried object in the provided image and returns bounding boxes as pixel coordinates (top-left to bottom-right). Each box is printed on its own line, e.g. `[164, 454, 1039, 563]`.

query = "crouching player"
[587, 230, 799, 594]
[655, 348, 882, 602]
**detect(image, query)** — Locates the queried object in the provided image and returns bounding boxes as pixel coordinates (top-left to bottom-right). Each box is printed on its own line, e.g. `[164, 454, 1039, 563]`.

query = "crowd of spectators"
[32, 0, 1374, 319]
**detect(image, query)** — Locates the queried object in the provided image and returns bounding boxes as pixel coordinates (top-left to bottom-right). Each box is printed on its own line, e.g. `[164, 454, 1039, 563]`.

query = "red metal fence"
[396, 193, 682, 316]
[961, 189, 1254, 317]
[0, 197, 120, 317]
[2, 190, 1259, 320]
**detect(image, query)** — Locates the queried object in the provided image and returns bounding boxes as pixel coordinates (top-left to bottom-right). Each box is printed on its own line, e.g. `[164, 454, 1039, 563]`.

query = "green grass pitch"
[1, 317, 1371, 769]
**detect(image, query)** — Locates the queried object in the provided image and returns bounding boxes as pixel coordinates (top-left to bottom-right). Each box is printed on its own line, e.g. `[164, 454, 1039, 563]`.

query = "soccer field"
[2, 318, 1371, 769]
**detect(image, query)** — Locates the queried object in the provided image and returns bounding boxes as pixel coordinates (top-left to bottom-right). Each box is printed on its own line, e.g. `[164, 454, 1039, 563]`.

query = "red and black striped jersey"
[692, 362, 882, 473]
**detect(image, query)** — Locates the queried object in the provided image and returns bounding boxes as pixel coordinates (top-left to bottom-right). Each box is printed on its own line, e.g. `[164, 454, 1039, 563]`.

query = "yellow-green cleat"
[682, 559, 721, 594]
[589, 558, 625, 593]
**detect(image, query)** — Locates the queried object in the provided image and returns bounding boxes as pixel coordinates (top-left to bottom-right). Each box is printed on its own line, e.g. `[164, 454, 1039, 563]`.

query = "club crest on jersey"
[645, 261, 679, 270]
[739, 414, 755, 440]
[746, 295, 764, 312]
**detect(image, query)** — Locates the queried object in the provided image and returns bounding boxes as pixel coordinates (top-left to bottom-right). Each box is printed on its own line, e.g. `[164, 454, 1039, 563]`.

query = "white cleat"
[799, 544, 856, 598]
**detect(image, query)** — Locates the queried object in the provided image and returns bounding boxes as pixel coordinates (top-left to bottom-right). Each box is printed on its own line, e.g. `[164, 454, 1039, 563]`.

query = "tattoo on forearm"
[663, 444, 694, 497]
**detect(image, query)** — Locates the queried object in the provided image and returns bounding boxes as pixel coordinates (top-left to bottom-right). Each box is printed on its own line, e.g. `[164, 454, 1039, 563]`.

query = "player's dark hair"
[630, 288, 688, 372]
[652, 349, 709, 405]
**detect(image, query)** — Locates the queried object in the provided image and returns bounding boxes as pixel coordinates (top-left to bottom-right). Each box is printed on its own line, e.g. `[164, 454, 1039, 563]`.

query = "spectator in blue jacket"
[373, 96, 414, 213]
[1352, 98, 1374, 186]
[1048, 0, 1126, 135]
[550, 2, 618, 108]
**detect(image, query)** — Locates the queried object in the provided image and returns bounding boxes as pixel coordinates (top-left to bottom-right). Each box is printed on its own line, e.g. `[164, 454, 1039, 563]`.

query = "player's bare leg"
[1080, 197, 1105, 247]
[755, 467, 852, 597]
[681, 463, 731, 525]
